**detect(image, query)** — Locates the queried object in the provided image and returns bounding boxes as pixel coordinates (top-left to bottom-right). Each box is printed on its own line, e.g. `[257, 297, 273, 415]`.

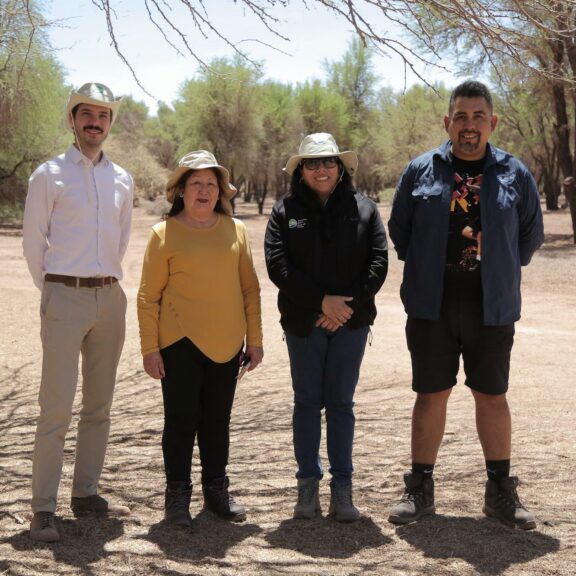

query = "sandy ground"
[0, 201, 575, 576]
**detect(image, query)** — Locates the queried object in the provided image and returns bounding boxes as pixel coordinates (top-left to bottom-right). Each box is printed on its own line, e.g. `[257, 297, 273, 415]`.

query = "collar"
[66, 144, 110, 167]
[435, 140, 505, 170]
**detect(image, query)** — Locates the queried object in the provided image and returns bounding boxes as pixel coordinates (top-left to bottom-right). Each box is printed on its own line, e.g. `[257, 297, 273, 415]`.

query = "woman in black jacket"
[265, 133, 388, 522]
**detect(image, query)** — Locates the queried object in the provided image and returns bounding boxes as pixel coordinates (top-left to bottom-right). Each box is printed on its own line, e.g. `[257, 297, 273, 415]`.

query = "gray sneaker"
[293, 477, 321, 519]
[30, 511, 59, 543]
[483, 476, 536, 530]
[388, 472, 435, 525]
[328, 481, 360, 523]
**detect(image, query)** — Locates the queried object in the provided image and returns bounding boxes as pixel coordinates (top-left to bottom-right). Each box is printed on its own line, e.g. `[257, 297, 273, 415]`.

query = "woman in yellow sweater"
[137, 151, 263, 528]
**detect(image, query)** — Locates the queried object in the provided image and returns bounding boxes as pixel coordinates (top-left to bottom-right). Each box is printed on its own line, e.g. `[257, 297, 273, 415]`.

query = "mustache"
[83, 125, 103, 133]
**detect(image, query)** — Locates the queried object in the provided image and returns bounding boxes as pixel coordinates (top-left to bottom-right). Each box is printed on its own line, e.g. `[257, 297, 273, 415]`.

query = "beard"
[458, 132, 480, 153]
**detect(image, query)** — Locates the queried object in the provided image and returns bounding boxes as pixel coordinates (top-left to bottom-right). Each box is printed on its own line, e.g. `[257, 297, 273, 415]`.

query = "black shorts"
[406, 298, 515, 395]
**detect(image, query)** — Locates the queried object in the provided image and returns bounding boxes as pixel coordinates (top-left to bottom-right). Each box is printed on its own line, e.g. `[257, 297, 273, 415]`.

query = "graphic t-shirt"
[444, 154, 486, 299]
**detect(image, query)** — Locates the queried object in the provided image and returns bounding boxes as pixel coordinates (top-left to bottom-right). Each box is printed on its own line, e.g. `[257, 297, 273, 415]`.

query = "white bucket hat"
[65, 82, 122, 132]
[284, 132, 358, 176]
[165, 150, 237, 216]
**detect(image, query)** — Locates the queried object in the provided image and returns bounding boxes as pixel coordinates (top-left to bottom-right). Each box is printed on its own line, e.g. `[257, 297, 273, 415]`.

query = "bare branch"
[50, 0, 576, 95]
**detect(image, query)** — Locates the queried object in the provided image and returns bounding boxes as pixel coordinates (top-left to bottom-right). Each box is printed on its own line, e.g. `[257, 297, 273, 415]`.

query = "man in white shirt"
[23, 83, 134, 542]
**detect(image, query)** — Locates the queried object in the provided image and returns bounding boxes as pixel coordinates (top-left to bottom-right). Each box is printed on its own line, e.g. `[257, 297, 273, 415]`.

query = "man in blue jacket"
[387, 80, 543, 529]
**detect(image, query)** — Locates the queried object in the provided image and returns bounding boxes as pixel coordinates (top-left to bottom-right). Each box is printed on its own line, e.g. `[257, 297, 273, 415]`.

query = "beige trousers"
[31, 281, 126, 513]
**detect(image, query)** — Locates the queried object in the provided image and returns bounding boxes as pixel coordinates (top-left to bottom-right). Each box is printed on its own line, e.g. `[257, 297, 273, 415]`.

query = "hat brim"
[65, 93, 123, 133]
[284, 150, 358, 176]
[165, 165, 237, 216]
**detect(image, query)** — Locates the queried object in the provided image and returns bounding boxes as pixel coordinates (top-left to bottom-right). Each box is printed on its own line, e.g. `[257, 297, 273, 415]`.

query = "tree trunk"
[542, 168, 559, 210]
[565, 184, 576, 243]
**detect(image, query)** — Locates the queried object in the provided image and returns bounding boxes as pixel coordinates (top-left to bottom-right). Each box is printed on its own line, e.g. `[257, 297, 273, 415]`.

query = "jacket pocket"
[411, 180, 444, 202]
[496, 180, 520, 210]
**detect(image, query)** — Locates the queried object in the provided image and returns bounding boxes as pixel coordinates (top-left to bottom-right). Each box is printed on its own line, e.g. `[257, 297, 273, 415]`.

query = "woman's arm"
[137, 226, 170, 358]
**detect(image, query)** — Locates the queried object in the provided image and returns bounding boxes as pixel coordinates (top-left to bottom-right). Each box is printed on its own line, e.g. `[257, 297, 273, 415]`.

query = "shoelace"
[497, 487, 522, 511]
[207, 484, 236, 507]
[298, 484, 316, 504]
[37, 512, 55, 529]
[334, 486, 353, 506]
[168, 487, 191, 510]
[401, 489, 426, 505]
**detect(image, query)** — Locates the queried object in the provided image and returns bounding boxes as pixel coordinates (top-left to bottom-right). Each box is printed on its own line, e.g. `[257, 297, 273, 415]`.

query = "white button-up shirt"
[23, 145, 133, 290]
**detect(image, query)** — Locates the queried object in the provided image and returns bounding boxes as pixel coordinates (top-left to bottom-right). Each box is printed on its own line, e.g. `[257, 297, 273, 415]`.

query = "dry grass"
[0, 201, 575, 575]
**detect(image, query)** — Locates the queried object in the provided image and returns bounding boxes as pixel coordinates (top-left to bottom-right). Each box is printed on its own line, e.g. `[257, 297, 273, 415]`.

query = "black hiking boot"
[388, 472, 435, 525]
[165, 481, 193, 528]
[328, 481, 360, 523]
[293, 477, 321, 519]
[483, 476, 536, 530]
[202, 476, 246, 522]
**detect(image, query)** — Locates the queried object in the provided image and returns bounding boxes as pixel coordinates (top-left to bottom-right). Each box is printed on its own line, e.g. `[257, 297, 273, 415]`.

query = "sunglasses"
[301, 157, 339, 170]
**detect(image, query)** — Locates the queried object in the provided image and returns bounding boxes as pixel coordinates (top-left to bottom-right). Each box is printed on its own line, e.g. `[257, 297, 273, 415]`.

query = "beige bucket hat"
[65, 83, 122, 132]
[284, 132, 358, 176]
[165, 150, 237, 216]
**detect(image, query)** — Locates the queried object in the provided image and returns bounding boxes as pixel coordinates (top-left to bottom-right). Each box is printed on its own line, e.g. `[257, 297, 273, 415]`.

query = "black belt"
[44, 274, 118, 288]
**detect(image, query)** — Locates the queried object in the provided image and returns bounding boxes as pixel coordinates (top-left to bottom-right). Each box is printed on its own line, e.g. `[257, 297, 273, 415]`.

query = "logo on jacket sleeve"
[288, 218, 308, 229]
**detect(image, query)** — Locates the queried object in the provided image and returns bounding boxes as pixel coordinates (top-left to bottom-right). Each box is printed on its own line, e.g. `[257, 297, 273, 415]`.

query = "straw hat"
[165, 150, 237, 216]
[284, 133, 358, 176]
[65, 83, 122, 132]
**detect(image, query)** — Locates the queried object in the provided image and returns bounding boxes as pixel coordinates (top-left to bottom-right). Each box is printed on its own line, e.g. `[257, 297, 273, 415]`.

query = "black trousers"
[160, 338, 241, 484]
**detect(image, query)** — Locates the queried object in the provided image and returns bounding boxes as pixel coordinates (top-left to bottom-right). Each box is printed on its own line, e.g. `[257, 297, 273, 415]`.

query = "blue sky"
[46, 0, 456, 113]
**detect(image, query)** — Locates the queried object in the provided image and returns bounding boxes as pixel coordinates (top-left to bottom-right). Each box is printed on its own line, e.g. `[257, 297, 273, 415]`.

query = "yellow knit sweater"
[137, 214, 262, 362]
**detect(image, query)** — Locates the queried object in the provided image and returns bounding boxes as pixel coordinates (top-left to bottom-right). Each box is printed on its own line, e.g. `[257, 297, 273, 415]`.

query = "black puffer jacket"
[265, 185, 388, 337]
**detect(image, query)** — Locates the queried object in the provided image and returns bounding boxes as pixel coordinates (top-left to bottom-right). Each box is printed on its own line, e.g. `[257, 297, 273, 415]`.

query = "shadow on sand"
[265, 514, 391, 559]
[143, 510, 262, 561]
[392, 514, 560, 575]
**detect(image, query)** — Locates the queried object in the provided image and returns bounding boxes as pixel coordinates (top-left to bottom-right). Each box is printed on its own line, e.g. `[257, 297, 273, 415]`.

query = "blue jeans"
[286, 325, 369, 485]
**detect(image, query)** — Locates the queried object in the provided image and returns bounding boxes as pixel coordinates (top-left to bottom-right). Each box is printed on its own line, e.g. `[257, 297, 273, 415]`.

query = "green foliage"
[0, 0, 68, 204]
[325, 38, 383, 196]
[112, 95, 149, 138]
[375, 84, 450, 186]
[145, 102, 180, 169]
[5, 3, 558, 215]
[105, 134, 171, 201]
[325, 37, 379, 128]
[295, 80, 350, 139]
[252, 80, 302, 206]
[175, 56, 264, 188]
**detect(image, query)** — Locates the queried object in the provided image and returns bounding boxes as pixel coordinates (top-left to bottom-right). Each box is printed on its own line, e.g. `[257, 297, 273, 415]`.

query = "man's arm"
[388, 164, 416, 261]
[22, 167, 53, 290]
[118, 173, 134, 262]
[517, 165, 544, 266]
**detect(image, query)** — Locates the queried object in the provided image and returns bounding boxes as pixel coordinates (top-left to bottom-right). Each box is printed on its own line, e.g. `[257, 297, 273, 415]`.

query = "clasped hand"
[316, 294, 354, 331]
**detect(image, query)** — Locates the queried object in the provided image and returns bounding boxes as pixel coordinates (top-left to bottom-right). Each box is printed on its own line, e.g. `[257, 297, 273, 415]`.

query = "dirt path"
[1, 202, 575, 576]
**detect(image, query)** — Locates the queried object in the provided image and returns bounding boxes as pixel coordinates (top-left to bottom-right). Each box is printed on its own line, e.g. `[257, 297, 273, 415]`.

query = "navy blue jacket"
[388, 140, 544, 325]
[265, 185, 388, 337]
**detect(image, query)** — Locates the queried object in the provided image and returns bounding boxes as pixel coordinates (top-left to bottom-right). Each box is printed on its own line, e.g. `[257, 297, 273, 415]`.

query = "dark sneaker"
[293, 477, 321, 519]
[165, 481, 193, 528]
[202, 476, 246, 522]
[30, 511, 59, 542]
[388, 472, 435, 525]
[483, 476, 536, 530]
[328, 481, 360, 523]
[71, 494, 130, 517]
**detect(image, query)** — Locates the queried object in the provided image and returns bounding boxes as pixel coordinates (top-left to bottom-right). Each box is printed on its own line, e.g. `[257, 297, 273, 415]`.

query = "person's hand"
[242, 345, 264, 371]
[315, 313, 341, 332]
[321, 295, 354, 325]
[143, 351, 165, 379]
